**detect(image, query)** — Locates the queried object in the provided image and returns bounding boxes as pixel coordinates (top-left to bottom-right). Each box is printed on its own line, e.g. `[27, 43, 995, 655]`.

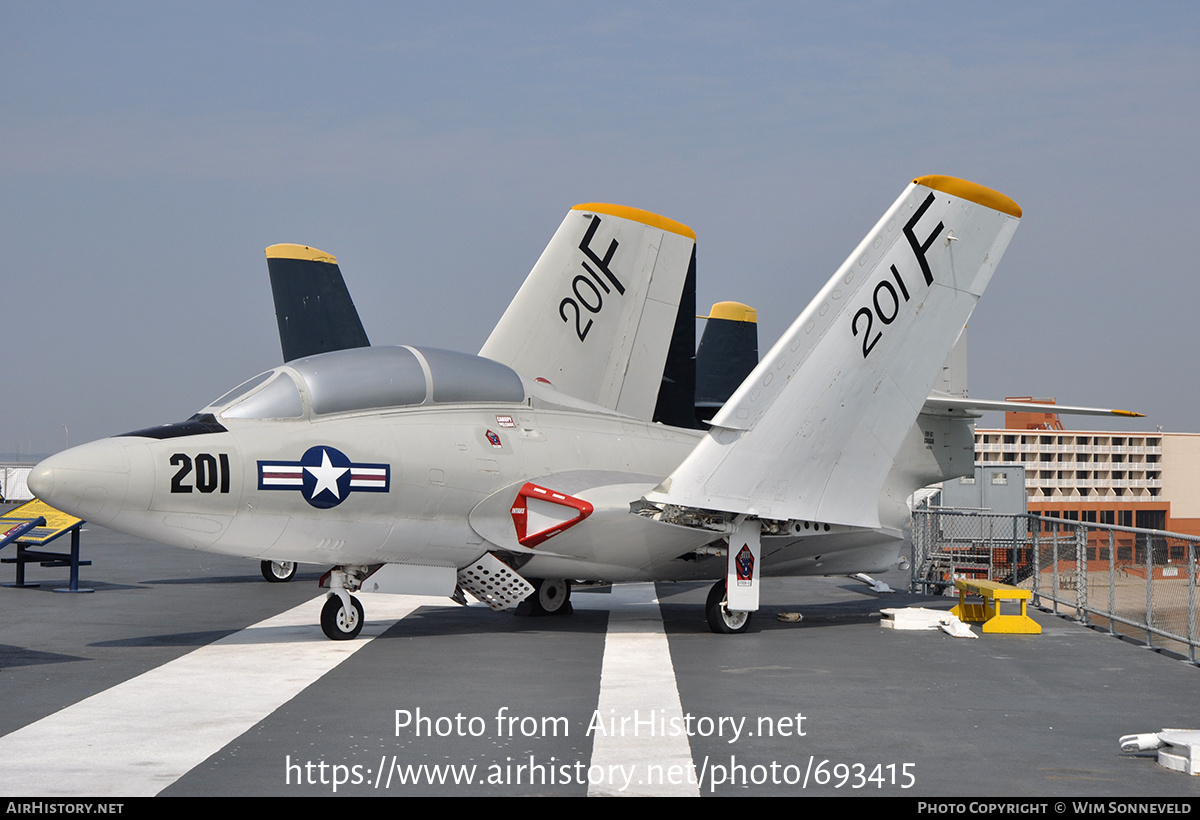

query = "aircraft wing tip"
[912, 174, 1022, 219]
[570, 202, 696, 240]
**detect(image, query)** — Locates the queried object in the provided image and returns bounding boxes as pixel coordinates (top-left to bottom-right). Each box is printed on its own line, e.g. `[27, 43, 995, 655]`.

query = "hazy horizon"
[5, 3, 1198, 453]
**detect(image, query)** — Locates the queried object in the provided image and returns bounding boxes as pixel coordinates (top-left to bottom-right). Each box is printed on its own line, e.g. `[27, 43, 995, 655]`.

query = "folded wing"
[480, 204, 697, 422]
[646, 176, 1023, 528]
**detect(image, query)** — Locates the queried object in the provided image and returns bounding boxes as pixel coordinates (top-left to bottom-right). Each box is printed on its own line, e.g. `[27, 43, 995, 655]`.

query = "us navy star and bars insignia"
[258, 446, 389, 509]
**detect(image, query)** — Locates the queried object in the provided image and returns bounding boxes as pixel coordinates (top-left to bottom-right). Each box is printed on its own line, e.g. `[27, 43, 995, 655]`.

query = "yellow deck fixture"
[949, 578, 1041, 634]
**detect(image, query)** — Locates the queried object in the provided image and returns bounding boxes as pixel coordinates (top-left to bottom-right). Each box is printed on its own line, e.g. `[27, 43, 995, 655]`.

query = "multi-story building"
[974, 398, 1200, 540]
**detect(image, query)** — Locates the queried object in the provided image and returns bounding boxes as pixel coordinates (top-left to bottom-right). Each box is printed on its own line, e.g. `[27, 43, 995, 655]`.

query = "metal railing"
[912, 509, 1200, 664]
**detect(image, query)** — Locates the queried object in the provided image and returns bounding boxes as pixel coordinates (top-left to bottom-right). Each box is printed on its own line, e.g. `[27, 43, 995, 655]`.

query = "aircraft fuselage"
[31, 392, 905, 584]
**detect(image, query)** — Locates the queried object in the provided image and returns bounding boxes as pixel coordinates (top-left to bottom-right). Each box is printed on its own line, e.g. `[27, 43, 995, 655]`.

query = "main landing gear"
[706, 580, 752, 634]
[260, 560, 297, 582]
[515, 578, 573, 616]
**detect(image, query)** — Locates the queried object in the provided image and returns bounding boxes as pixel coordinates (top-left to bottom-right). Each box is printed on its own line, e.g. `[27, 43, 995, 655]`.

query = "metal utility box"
[939, 465, 1027, 515]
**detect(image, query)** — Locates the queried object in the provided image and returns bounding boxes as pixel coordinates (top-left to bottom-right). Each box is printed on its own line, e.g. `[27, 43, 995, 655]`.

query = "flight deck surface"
[2, 524, 1199, 798]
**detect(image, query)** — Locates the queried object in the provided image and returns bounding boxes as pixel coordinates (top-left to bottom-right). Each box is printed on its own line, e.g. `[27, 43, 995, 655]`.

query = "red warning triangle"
[509, 483, 594, 547]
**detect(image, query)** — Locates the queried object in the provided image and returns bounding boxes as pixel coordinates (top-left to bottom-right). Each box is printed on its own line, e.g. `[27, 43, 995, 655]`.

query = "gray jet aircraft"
[29, 176, 1138, 639]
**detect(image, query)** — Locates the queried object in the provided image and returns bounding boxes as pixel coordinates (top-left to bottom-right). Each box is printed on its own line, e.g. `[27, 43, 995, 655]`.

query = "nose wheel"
[321, 593, 364, 640]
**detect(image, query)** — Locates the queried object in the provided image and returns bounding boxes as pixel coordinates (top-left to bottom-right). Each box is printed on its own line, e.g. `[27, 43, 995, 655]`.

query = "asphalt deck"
[2, 523, 1199, 797]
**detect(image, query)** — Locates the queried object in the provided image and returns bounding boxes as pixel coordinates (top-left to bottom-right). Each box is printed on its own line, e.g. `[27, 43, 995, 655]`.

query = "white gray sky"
[3, 2, 1198, 457]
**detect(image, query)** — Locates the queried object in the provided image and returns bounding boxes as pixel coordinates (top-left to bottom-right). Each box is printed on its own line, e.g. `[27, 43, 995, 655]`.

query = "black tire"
[705, 580, 752, 634]
[260, 560, 297, 583]
[320, 594, 364, 640]
[515, 578, 573, 616]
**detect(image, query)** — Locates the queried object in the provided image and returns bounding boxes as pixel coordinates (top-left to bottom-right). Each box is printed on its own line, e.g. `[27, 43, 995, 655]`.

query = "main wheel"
[320, 594, 365, 640]
[261, 560, 297, 583]
[515, 578, 572, 616]
[706, 580, 752, 634]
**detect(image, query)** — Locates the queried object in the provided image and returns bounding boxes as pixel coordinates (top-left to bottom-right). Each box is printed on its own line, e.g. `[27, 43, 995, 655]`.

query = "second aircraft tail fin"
[694, 301, 759, 427]
[266, 244, 370, 363]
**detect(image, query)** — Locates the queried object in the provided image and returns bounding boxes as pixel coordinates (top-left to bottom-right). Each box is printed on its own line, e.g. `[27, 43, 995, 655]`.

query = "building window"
[1136, 510, 1166, 530]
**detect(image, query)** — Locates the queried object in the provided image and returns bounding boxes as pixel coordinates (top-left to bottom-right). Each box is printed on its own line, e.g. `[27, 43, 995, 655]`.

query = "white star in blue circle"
[300, 446, 353, 508]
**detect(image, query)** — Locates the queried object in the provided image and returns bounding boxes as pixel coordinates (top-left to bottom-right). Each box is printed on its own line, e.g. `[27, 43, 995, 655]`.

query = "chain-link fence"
[1, 464, 34, 502]
[912, 509, 1200, 664]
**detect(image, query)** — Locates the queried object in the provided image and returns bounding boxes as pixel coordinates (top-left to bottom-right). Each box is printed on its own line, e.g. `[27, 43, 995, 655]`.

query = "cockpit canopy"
[204, 346, 527, 420]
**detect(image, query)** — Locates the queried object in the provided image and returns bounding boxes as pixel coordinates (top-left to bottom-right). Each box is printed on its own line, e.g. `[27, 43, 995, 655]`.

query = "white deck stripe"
[583, 583, 698, 797]
[1, 584, 696, 797]
[0, 593, 446, 797]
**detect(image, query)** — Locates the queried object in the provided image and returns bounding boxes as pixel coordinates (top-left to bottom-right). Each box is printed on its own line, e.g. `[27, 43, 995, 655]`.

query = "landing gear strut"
[706, 580, 752, 634]
[260, 560, 297, 582]
[515, 578, 573, 616]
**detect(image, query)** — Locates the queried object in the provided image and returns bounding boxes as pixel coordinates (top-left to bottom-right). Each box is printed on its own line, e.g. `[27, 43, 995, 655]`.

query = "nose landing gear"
[321, 591, 365, 640]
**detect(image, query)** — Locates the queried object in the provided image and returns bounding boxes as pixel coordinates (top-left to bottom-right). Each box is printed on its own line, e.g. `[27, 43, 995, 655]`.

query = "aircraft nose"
[30, 439, 135, 525]
[26, 461, 54, 499]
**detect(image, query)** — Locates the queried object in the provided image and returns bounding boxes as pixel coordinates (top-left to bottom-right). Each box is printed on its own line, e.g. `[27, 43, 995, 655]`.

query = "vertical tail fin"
[694, 301, 759, 426]
[646, 176, 1022, 528]
[650, 249, 698, 428]
[266, 244, 370, 363]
